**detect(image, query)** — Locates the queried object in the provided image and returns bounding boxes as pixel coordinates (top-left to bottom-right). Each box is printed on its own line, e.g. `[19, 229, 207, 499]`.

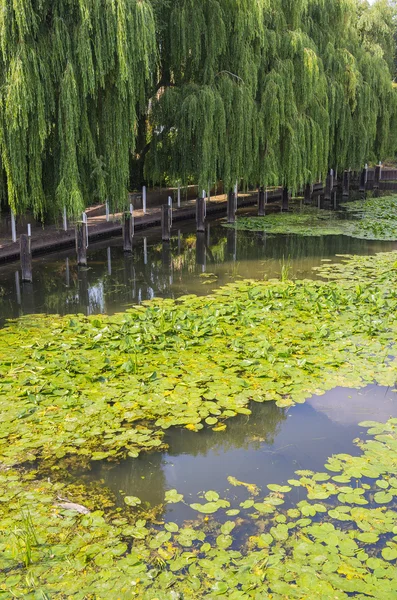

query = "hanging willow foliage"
[0, 0, 156, 217]
[146, 0, 397, 193]
[1, 0, 396, 215]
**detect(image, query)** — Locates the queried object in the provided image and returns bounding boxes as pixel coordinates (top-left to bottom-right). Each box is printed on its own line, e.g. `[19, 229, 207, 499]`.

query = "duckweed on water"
[1, 252, 397, 468]
[1, 420, 397, 598]
[224, 196, 397, 240]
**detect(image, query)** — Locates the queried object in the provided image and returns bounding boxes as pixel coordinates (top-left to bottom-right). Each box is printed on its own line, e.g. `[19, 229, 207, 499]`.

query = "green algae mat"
[224, 196, 397, 240]
[1, 251, 397, 597]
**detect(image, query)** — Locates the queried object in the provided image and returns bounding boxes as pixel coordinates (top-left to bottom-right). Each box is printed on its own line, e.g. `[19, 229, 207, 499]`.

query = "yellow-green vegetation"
[224, 196, 397, 240]
[1, 251, 397, 596]
[1, 251, 397, 470]
[1, 420, 397, 598]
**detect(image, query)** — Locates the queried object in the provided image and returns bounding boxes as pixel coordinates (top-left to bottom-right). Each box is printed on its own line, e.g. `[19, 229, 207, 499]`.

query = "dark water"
[0, 213, 396, 327]
[87, 384, 397, 523]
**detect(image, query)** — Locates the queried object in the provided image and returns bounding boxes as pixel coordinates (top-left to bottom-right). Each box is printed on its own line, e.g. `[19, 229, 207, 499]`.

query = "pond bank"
[0, 191, 261, 265]
[0, 185, 328, 265]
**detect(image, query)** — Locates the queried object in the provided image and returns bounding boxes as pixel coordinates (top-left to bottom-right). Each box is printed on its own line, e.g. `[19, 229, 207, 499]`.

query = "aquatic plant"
[1, 419, 397, 597]
[1, 251, 397, 470]
[224, 196, 397, 241]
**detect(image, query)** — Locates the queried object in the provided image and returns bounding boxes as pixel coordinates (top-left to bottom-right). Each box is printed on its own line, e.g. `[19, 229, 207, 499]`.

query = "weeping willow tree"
[0, 0, 156, 218]
[307, 0, 397, 173]
[145, 0, 397, 193]
[144, 0, 265, 192]
[1, 0, 396, 217]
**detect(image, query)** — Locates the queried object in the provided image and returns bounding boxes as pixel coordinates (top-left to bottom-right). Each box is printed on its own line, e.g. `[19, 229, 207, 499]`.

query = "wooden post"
[227, 189, 236, 224]
[123, 211, 133, 253]
[304, 183, 312, 205]
[20, 234, 32, 282]
[325, 170, 334, 201]
[11, 210, 17, 243]
[168, 196, 173, 226]
[342, 170, 350, 197]
[374, 163, 382, 189]
[142, 186, 147, 214]
[162, 204, 171, 241]
[359, 165, 368, 192]
[63, 206, 68, 231]
[196, 195, 206, 232]
[75, 222, 87, 266]
[258, 186, 265, 216]
[282, 187, 289, 211]
[177, 183, 181, 208]
[106, 201, 110, 222]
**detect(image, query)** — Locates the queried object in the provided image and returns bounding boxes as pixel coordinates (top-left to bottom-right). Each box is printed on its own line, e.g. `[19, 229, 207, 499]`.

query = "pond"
[0, 211, 396, 326]
[1, 208, 397, 598]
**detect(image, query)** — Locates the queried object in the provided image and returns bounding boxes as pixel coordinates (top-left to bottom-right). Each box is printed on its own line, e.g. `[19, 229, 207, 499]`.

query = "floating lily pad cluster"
[1, 252, 397, 469]
[224, 196, 397, 240]
[1, 420, 397, 598]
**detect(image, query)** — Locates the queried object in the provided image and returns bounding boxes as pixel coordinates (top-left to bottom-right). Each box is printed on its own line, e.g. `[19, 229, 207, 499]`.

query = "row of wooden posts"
[16, 164, 384, 283]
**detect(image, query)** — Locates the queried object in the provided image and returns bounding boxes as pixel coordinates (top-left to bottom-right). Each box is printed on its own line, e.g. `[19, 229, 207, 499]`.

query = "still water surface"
[87, 385, 397, 523]
[1, 213, 396, 511]
[0, 213, 396, 325]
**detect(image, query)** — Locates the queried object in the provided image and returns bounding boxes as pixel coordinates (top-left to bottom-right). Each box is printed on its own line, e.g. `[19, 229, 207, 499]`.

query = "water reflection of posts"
[177, 230, 181, 255]
[78, 267, 89, 314]
[15, 271, 21, 305]
[227, 227, 237, 262]
[143, 238, 148, 265]
[123, 254, 136, 298]
[21, 281, 35, 314]
[107, 247, 112, 276]
[207, 223, 211, 246]
[20, 233, 33, 282]
[65, 258, 70, 287]
[196, 232, 206, 271]
[162, 240, 171, 278]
